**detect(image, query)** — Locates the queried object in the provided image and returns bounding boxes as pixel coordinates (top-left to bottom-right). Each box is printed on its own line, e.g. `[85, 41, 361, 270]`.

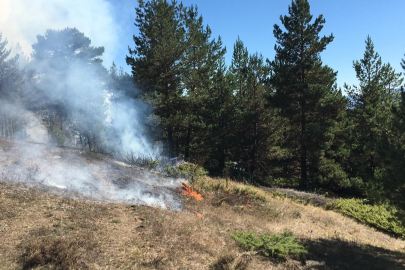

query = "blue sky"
[109, 0, 405, 89]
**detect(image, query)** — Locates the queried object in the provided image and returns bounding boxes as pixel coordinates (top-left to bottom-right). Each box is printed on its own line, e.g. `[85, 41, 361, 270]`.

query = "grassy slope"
[1, 177, 405, 270]
[0, 138, 404, 269]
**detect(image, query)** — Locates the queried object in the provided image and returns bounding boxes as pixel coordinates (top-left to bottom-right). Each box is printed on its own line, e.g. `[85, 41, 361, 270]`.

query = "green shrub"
[230, 230, 307, 260]
[272, 190, 287, 198]
[119, 152, 160, 170]
[326, 198, 405, 238]
[232, 186, 257, 196]
[230, 186, 266, 202]
[296, 197, 314, 205]
[196, 179, 226, 193]
[267, 177, 299, 188]
[164, 163, 207, 183]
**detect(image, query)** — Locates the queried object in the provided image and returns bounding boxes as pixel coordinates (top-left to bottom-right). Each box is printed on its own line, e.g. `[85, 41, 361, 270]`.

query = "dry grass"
[1, 179, 405, 270]
[19, 231, 97, 269]
[0, 138, 405, 269]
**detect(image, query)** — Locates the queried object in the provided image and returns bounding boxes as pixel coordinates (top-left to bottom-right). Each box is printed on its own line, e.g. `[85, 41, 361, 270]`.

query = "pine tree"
[380, 63, 403, 105]
[0, 33, 23, 101]
[270, 0, 346, 189]
[177, 5, 225, 162]
[228, 37, 250, 176]
[108, 62, 138, 100]
[204, 55, 234, 175]
[347, 36, 403, 184]
[226, 38, 282, 182]
[127, 0, 226, 160]
[374, 53, 405, 206]
[27, 27, 106, 148]
[0, 33, 26, 139]
[127, 0, 187, 157]
[243, 52, 272, 180]
[377, 90, 405, 206]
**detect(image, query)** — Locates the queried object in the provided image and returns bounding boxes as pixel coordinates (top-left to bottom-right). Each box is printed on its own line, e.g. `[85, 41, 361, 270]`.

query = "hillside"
[0, 138, 405, 269]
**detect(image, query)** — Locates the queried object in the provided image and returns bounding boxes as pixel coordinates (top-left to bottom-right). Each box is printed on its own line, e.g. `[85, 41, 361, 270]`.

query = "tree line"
[1, 0, 405, 206]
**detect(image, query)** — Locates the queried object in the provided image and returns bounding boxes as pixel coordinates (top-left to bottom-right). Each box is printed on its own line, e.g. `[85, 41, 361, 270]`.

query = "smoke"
[22, 49, 154, 155]
[0, 0, 151, 155]
[0, 1, 182, 208]
[0, 0, 120, 65]
[0, 101, 48, 143]
[0, 138, 183, 210]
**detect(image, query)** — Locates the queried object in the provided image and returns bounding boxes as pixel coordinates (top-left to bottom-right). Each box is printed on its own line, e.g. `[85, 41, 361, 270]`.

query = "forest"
[1, 0, 405, 209]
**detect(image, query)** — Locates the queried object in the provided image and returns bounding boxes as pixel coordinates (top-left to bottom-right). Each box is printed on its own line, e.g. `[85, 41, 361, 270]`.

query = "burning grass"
[180, 181, 203, 201]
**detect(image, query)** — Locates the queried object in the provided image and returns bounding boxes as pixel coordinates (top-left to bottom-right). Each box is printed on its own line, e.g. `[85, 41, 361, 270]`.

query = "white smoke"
[0, 138, 183, 210]
[23, 53, 154, 155]
[0, 0, 181, 208]
[0, 0, 120, 65]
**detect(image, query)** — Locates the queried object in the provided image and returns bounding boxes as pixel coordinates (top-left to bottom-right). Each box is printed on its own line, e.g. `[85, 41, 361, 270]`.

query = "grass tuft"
[20, 233, 97, 269]
[192, 177, 267, 203]
[210, 253, 251, 270]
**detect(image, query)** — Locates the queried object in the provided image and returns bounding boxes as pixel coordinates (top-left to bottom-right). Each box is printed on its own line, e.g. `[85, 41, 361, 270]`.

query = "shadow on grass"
[305, 238, 405, 270]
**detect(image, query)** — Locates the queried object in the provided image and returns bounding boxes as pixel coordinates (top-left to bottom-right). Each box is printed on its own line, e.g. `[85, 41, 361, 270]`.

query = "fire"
[180, 181, 202, 201]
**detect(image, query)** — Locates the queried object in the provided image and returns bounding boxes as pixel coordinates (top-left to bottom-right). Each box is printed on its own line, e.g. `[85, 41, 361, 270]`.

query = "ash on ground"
[0, 138, 183, 210]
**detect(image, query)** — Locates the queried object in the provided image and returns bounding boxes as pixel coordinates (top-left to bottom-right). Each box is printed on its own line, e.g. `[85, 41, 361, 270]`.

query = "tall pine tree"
[270, 0, 346, 189]
[347, 36, 403, 186]
[127, 0, 186, 157]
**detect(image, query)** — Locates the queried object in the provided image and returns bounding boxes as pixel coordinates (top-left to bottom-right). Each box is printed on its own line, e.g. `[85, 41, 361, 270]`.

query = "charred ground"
[0, 138, 182, 209]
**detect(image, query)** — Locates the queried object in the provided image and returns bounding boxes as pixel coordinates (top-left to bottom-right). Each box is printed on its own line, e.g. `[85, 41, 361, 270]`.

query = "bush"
[266, 177, 299, 188]
[230, 230, 307, 260]
[164, 163, 207, 183]
[117, 152, 160, 170]
[326, 198, 405, 238]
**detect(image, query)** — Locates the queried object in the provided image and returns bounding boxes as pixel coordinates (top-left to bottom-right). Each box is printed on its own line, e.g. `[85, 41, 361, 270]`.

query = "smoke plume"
[0, 1, 183, 209]
[0, 0, 121, 65]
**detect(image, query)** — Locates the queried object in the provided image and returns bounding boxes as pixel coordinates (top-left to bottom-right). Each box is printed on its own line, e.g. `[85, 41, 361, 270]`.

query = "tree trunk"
[300, 103, 308, 190]
[184, 126, 191, 161]
[167, 125, 175, 158]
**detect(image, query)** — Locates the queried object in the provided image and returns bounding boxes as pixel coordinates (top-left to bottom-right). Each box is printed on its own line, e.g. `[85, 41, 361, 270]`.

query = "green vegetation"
[123, 0, 405, 208]
[326, 199, 405, 238]
[272, 190, 287, 198]
[191, 177, 267, 203]
[164, 163, 208, 183]
[230, 230, 307, 260]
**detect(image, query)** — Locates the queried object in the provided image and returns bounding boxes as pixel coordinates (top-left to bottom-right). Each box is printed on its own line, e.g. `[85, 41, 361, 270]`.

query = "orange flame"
[180, 182, 202, 201]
